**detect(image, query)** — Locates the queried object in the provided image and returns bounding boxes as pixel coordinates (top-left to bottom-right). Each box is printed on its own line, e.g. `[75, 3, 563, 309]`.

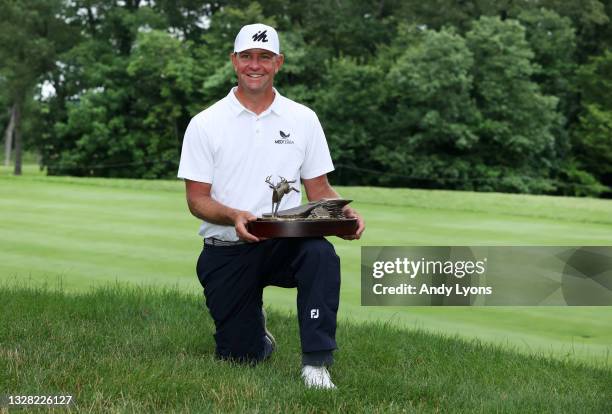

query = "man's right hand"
[185, 180, 261, 242]
[233, 210, 260, 242]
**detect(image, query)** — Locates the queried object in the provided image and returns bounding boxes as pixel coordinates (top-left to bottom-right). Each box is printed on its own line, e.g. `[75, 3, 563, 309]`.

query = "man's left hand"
[341, 206, 365, 240]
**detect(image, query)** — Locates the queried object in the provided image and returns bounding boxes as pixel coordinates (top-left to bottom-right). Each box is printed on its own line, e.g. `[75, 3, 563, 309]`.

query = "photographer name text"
[371, 257, 492, 296]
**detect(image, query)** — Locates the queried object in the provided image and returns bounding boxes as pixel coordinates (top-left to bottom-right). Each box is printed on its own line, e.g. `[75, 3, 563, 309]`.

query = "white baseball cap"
[234, 23, 280, 54]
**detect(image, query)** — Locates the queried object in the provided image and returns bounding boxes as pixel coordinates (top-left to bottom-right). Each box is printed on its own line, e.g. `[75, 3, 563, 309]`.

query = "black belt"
[204, 237, 247, 246]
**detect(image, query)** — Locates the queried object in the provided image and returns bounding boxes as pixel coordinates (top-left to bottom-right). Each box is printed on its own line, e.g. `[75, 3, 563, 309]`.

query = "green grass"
[1, 167, 612, 369]
[1, 285, 610, 413]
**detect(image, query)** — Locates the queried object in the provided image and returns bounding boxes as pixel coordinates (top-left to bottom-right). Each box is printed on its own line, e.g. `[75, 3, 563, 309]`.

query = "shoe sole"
[262, 308, 276, 349]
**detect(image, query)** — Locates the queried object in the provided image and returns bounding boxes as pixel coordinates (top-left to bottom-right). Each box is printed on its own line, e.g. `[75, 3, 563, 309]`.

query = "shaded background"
[1, 0, 612, 196]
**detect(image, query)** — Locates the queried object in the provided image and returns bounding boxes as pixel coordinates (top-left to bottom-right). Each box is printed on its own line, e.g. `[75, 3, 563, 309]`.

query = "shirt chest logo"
[274, 130, 294, 144]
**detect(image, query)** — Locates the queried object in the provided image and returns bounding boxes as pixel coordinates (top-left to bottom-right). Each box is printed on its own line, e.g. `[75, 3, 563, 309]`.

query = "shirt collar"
[227, 87, 285, 117]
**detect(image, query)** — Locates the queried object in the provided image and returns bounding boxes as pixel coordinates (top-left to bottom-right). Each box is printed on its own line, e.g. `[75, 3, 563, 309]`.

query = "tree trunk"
[13, 101, 22, 176]
[3, 104, 16, 167]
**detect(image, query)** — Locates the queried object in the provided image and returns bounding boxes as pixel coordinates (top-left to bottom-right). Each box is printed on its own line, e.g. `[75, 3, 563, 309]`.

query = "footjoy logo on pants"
[310, 309, 319, 319]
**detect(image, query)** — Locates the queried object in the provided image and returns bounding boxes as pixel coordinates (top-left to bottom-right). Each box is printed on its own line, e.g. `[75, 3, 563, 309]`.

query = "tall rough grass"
[1, 285, 610, 413]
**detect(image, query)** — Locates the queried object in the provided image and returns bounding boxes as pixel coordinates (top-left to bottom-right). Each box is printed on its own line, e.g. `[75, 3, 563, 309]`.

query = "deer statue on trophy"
[265, 176, 300, 217]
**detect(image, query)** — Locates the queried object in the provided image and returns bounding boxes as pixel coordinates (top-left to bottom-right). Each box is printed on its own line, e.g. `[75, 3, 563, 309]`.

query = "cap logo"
[252, 30, 269, 43]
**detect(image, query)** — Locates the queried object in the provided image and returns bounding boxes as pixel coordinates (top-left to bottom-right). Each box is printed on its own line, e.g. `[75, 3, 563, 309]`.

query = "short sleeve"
[177, 117, 214, 183]
[300, 112, 334, 179]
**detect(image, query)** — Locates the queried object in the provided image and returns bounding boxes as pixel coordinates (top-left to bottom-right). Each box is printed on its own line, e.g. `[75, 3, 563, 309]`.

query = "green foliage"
[376, 27, 481, 188]
[290, 0, 399, 58]
[40, 2, 204, 178]
[465, 17, 561, 192]
[539, 0, 609, 59]
[517, 8, 577, 186]
[387, 27, 477, 150]
[576, 104, 612, 177]
[572, 50, 612, 190]
[577, 49, 612, 107]
[46, 29, 197, 178]
[0, 0, 69, 95]
[518, 9, 576, 105]
[553, 160, 607, 197]
[5, 0, 612, 195]
[126, 30, 197, 176]
[0, 0, 77, 173]
[314, 57, 387, 185]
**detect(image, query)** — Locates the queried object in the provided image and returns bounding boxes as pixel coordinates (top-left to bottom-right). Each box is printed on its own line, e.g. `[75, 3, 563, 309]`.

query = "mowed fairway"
[1, 167, 611, 367]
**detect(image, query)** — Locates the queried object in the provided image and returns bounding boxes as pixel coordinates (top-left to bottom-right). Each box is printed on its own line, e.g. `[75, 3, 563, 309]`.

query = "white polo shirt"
[178, 87, 334, 241]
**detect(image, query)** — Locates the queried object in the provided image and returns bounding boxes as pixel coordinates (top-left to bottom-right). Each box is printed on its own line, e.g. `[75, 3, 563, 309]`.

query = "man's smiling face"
[231, 48, 284, 94]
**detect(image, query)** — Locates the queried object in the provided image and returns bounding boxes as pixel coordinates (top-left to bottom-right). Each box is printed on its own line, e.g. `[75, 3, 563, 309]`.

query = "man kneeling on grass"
[178, 23, 364, 389]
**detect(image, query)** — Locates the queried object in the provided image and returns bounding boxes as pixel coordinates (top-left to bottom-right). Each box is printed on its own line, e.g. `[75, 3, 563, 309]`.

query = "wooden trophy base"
[247, 218, 358, 238]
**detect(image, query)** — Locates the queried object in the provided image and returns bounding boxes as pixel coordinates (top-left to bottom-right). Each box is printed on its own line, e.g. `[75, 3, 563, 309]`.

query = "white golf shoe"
[301, 365, 337, 389]
[262, 308, 276, 349]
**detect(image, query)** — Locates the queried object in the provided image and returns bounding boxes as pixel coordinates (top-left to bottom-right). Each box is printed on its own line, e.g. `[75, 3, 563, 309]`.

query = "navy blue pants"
[196, 237, 341, 365]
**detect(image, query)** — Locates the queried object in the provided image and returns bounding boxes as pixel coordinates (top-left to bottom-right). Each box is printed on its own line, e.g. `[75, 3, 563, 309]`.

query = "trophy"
[247, 175, 358, 238]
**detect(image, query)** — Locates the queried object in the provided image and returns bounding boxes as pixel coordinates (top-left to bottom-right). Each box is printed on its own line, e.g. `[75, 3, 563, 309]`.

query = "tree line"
[1, 0, 611, 196]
